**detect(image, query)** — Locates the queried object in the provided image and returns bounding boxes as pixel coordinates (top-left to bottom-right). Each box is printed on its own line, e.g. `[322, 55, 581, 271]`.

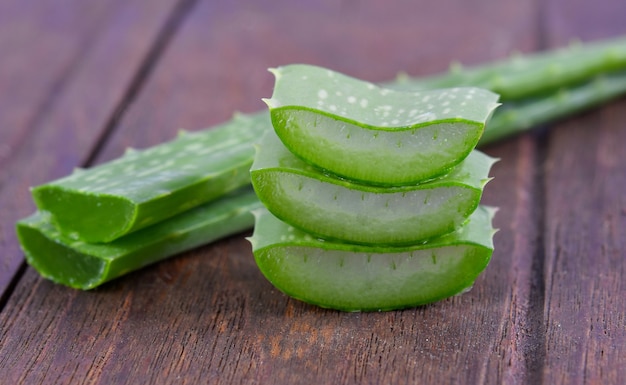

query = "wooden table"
[1, 1, 625, 383]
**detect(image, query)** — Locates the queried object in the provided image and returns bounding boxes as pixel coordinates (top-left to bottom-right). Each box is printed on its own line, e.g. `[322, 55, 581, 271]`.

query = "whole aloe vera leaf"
[17, 188, 262, 290]
[31, 113, 267, 243]
[391, 35, 626, 100]
[480, 72, 626, 145]
[251, 130, 496, 245]
[264, 64, 500, 185]
[248, 206, 497, 312]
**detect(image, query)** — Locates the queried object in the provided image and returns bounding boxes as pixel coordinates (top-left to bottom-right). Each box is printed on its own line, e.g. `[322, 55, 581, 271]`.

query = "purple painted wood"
[0, 0, 624, 383]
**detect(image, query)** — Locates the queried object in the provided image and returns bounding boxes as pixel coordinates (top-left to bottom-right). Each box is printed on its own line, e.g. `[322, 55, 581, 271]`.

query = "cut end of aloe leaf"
[32, 186, 136, 243]
[249, 206, 496, 312]
[266, 64, 500, 185]
[19, 188, 262, 290]
[17, 213, 109, 289]
[251, 130, 496, 245]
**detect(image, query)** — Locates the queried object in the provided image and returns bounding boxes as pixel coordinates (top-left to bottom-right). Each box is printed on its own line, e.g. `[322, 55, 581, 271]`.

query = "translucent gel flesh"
[258, 171, 478, 245]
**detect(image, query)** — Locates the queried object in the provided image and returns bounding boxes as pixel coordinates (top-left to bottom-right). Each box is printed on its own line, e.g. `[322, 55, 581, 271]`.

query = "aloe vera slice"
[249, 206, 497, 312]
[251, 130, 496, 245]
[264, 64, 500, 185]
[31, 113, 268, 243]
[17, 188, 262, 290]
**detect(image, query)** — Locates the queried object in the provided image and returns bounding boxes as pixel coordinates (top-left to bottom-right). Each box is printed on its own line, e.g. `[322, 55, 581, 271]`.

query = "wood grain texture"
[0, 0, 121, 299]
[0, 0, 115, 169]
[116, 0, 549, 381]
[0, 0, 188, 297]
[1, 0, 625, 384]
[1, 0, 538, 384]
[540, 0, 626, 383]
[542, 101, 626, 385]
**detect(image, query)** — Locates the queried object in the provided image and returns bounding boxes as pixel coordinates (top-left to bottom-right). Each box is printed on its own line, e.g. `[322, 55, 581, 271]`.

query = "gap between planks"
[0, 0, 198, 313]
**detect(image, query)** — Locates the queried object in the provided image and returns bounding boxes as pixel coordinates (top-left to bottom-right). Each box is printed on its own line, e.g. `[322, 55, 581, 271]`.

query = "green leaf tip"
[449, 60, 463, 74]
[261, 97, 279, 109]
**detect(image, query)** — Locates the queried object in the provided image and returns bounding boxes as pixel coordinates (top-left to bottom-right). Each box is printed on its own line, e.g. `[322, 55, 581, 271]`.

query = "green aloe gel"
[251, 130, 496, 245]
[249, 206, 497, 312]
[264, 64, 500, 185]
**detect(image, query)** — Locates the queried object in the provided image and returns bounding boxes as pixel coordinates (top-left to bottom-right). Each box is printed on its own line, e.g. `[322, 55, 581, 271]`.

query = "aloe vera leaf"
[264, 64, 500, 185]
[391, 35, 626, 100]
[251, 129, 496, 245]
[479, 72, 626, 145]
[17, 188, 262, 290]
[31, 113, 267, 243]
[248, 205, 497, 312]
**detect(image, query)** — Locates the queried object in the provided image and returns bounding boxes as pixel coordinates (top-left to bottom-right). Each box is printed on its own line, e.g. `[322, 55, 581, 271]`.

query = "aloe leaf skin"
[265, 64, 500, 185]
[17, 188, 262, 290]
[31, 113, 268, 243]
[479, 72, 626, 145]
[248, 206, 497, 312]
[391, 35, 626, 101]
[251, 130, 496, 245]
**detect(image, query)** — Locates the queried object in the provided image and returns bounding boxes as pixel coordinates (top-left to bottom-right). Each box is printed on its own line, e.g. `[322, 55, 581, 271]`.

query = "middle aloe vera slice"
[264, 64, 500, 185]
[251, 130, 496, 245]
[249, 206, 497, 312]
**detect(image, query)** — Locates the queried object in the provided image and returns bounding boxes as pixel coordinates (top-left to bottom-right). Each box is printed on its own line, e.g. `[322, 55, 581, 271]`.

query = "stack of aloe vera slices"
[249, 64, 500, 311]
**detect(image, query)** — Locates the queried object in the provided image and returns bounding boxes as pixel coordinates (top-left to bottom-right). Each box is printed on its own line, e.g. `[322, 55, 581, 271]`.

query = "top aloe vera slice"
[249, 205, 497, 312]
[264, 64, 500, 185]
[251, 130, 496, 245]
[31, 113, 268, 243]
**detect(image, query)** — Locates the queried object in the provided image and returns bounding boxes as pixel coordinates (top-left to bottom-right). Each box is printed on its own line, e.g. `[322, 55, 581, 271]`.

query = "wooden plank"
[0, 0, 122, 298]
[541, 0, 626, 382]
[479, 136, 548, 385]
[0, 0, 190, 297]
[543, 102, 626, 385]
[0, 1, 542, 384]
[0, 0, 116, 168]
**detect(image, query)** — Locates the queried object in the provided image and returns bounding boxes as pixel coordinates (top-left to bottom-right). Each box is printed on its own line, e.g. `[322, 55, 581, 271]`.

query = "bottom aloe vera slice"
[251, 130, 496, 245]
[17, 188, 262, 290]
[249, 206, 497, 312]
